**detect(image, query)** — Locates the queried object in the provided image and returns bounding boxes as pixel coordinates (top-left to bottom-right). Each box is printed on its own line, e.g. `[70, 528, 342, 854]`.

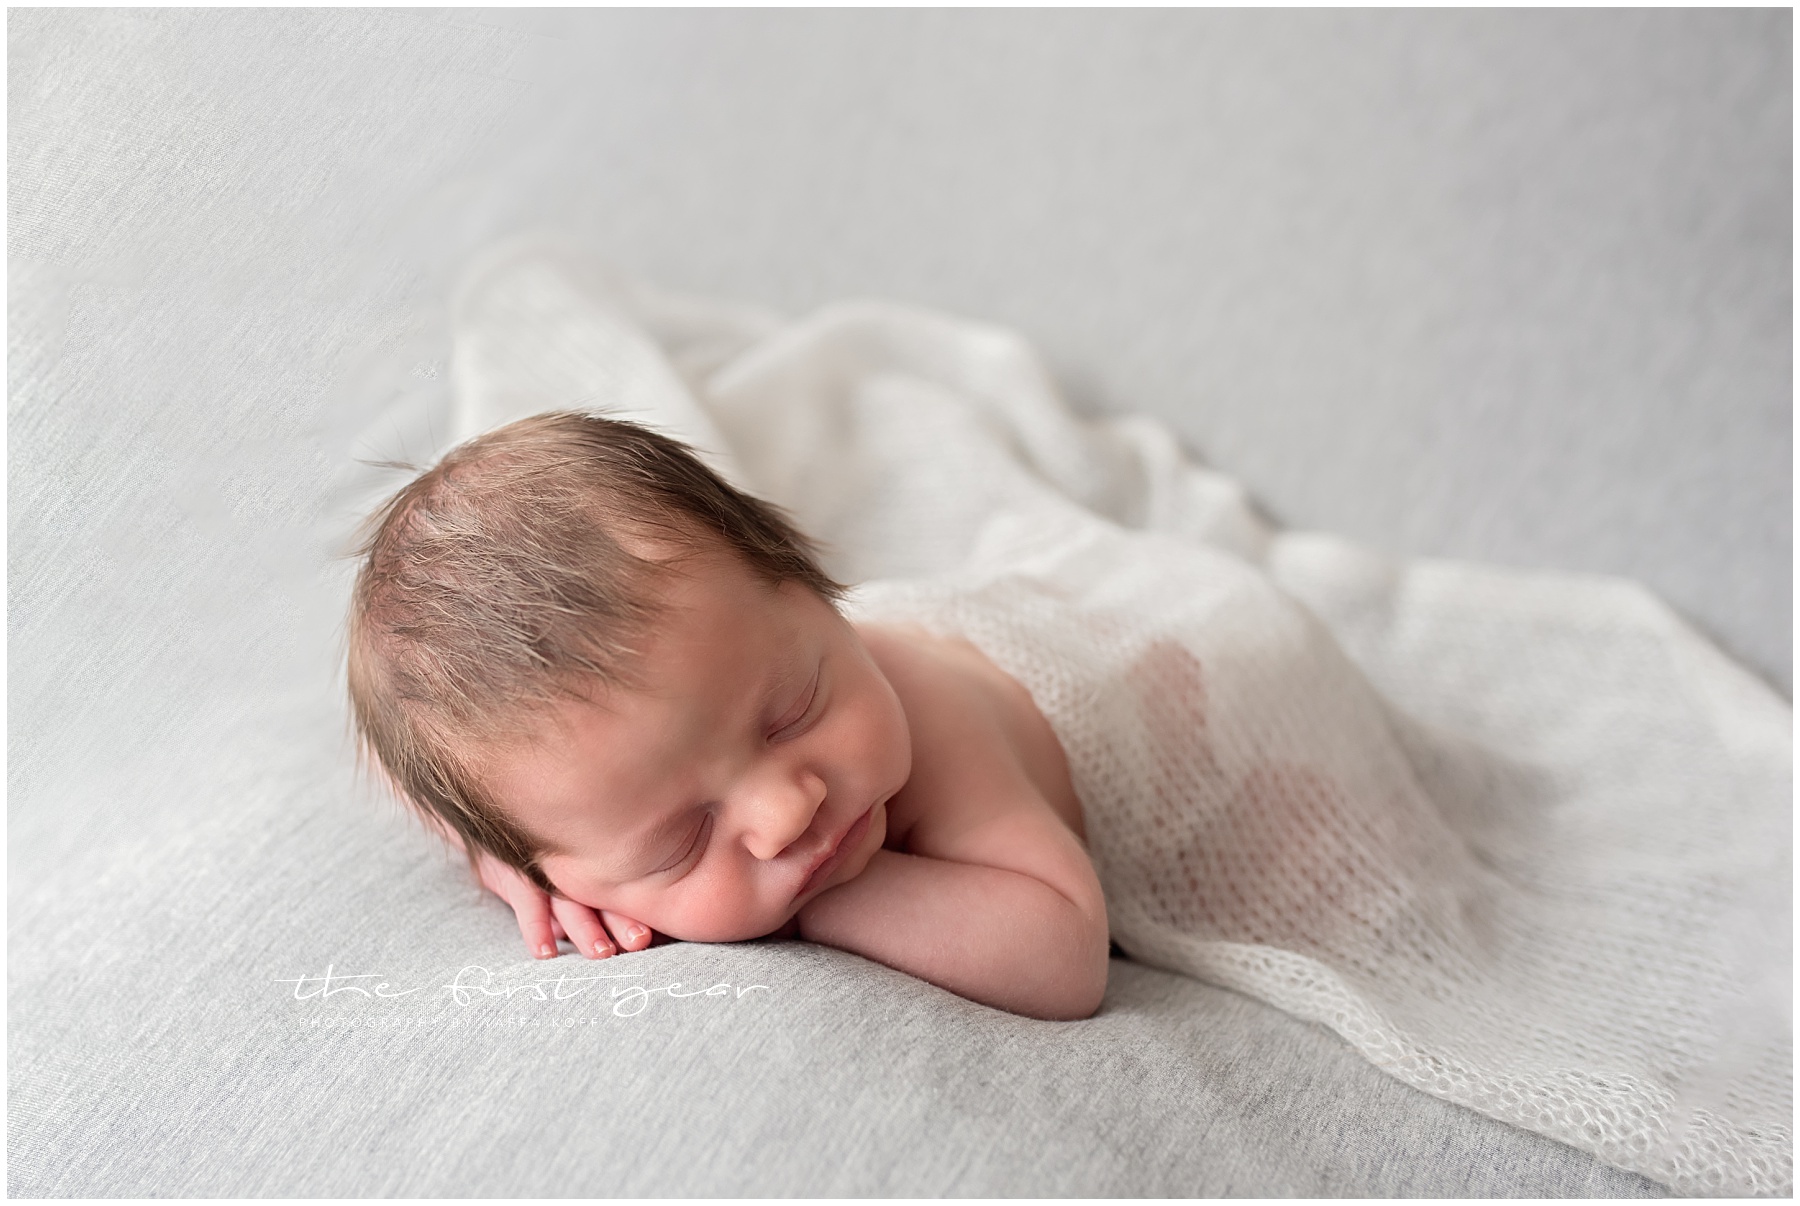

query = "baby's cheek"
[871, 685, 913, 792]
[848, 661, 907, 752]
[556, 877, 620, 917]
[652, 866, 777, 944]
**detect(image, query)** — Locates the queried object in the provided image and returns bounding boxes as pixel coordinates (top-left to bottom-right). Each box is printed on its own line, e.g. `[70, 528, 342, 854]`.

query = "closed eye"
[768, 664, 823, 742]
[650, 811, 711, 877]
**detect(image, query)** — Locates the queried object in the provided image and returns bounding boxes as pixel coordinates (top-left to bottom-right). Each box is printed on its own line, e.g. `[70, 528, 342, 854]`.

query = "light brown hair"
[346, 411, 843, 893]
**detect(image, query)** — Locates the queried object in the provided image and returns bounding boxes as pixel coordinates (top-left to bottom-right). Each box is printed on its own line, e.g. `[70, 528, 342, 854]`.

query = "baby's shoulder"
[854, 621, 1036, 750]
[854, 620, 1085, 843]
[856, 620, 1007, 699]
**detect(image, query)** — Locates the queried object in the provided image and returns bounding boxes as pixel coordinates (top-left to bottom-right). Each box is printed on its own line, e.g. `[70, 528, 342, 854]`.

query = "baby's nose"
[741, 769, 828, 862]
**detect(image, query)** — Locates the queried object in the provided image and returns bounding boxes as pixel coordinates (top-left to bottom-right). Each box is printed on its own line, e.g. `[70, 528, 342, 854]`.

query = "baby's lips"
[796, 804, 875, 900]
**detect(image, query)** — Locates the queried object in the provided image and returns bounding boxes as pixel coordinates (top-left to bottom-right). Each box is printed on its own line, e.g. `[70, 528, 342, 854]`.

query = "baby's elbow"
[1072, 928, 1113, 1018]
[1042, 970, 1108, 1021]
[1028, 911, 1111, 1021]
[1028, 961, 1107, 1021]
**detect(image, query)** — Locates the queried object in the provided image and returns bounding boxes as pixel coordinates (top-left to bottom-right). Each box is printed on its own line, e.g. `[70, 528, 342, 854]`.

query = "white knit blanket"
[413, 238, 1791, 1196]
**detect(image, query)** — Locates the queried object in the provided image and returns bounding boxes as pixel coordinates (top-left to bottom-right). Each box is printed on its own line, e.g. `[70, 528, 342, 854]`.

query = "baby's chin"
[658, 911, 797, 945]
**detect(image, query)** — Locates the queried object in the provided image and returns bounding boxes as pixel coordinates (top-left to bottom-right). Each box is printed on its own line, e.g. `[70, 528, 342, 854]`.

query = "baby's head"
[348, 412, 910, 942]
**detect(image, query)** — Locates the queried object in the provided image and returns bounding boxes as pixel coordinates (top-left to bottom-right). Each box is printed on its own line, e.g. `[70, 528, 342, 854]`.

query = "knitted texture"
[425, 238, 1792, 1196]
[846, 530, 1790, 1197]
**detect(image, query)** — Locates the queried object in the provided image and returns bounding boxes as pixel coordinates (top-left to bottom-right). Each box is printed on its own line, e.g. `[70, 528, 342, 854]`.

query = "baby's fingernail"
[593, 942, 614, 959]
[537, 943, 555, 959]
[626, 926, 647, 944]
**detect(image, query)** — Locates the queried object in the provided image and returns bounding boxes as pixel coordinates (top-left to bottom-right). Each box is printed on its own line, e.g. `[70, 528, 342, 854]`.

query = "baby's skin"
[462, 545, 1110, 1021]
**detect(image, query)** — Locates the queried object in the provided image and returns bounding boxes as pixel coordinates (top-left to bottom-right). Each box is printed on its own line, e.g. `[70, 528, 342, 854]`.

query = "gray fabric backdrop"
[10, 9, 1783, 1196]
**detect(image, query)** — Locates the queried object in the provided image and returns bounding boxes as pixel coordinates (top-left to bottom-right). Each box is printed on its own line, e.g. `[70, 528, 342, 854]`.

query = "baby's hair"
[346, 411, 843, 893]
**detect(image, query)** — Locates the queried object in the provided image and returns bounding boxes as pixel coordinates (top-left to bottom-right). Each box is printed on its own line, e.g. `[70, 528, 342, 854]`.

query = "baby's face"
[478, 549, 911, 943]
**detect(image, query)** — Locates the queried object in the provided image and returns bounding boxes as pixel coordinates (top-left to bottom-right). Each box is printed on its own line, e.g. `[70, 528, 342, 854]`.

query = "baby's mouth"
[795, 804, 875, 900]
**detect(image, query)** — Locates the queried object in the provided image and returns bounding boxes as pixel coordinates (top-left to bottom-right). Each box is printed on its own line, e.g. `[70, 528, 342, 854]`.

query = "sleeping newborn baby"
[341, 253, 1786, 1191]
[347, 397, 1785, 1193]
[347, 410, 1109, 1021]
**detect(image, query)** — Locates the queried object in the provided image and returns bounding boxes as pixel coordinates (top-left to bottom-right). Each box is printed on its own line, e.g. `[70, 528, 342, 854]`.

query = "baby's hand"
[465, 844, 655, 961]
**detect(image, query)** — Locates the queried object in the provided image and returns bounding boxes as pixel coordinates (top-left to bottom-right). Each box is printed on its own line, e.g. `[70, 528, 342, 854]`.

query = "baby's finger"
[508, 886, 561, 960]
[601, 910, 654, 952]
[551, 896, 616, 959]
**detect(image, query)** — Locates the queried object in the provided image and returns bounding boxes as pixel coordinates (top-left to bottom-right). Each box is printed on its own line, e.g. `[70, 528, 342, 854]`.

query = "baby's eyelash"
[769, 668, 822, 740]
[653, 813, 711, 876]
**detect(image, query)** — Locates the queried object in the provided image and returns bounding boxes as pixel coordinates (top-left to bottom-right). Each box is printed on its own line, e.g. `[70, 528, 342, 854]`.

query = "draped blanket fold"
[415, 237, 1790, 1196]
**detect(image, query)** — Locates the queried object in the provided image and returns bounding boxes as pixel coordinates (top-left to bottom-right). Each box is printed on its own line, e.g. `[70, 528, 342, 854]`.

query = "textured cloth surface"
[10, 9, 1780, 1199]
[436, 240, 1792, 1195]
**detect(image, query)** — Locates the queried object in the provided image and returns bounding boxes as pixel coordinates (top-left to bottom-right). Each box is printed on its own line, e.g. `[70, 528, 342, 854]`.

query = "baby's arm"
[797, 809, 1108, 1020]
